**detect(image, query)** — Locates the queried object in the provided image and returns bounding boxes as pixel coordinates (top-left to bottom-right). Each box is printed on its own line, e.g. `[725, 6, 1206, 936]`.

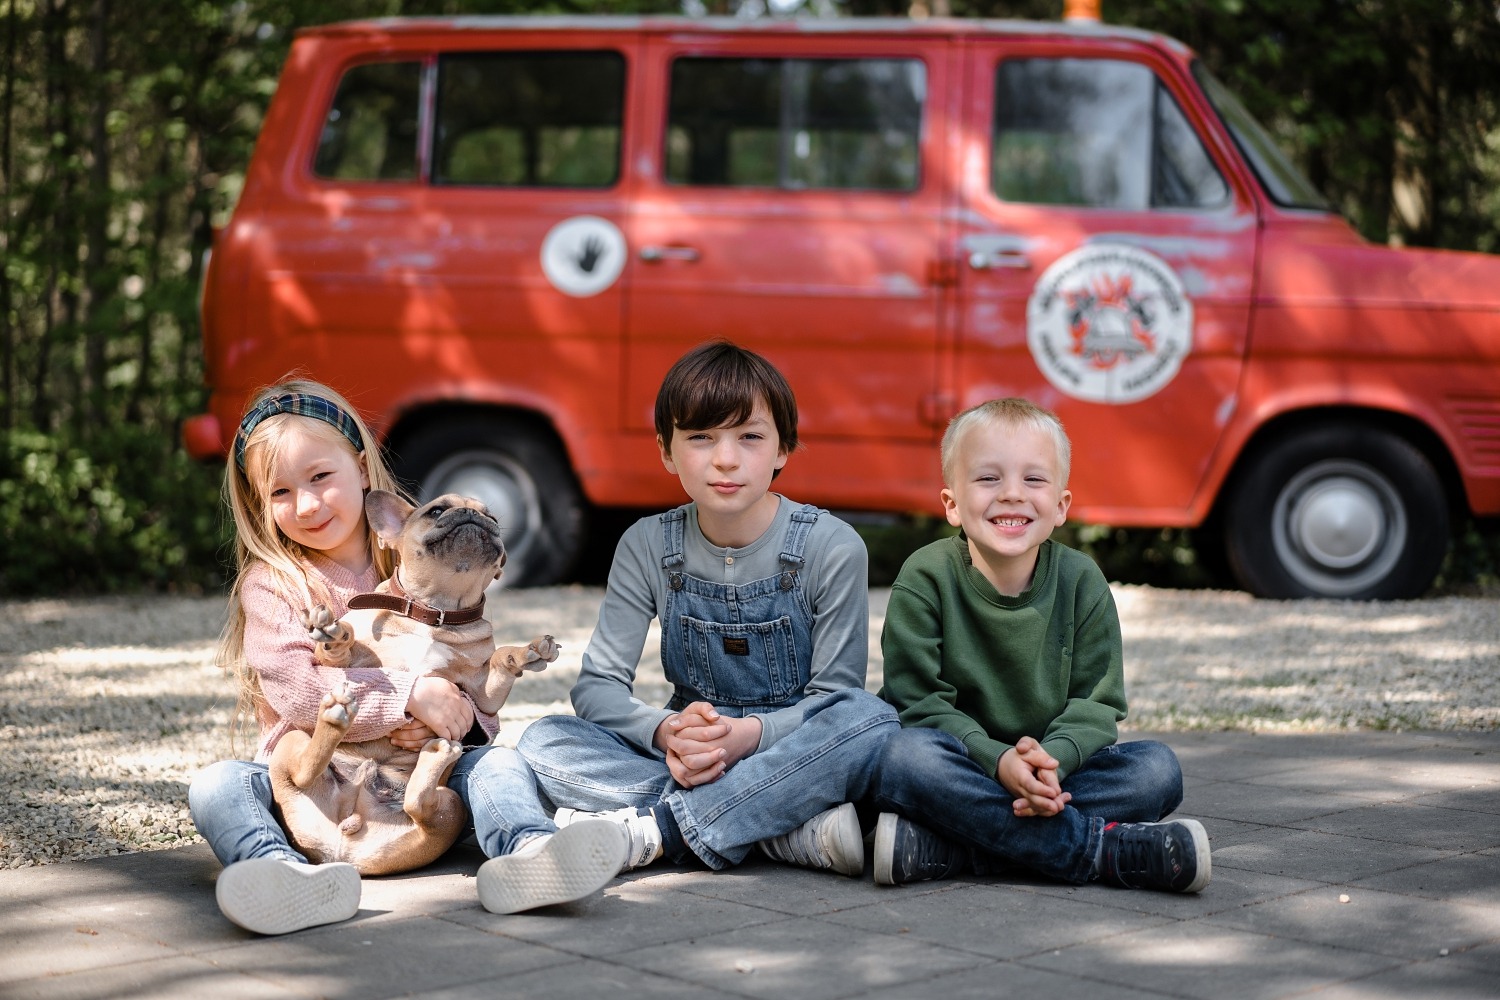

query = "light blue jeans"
[868, 728, 1185, 884]
[518, 687, 898, 870]
[188, 745, 554, 866]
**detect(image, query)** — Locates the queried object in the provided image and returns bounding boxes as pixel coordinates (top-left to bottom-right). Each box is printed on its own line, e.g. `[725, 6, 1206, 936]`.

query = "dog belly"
[338, 614, 488, 676]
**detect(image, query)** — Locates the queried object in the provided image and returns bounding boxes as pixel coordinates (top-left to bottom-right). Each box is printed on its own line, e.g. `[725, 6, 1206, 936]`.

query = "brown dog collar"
[347, 577, 486, 628]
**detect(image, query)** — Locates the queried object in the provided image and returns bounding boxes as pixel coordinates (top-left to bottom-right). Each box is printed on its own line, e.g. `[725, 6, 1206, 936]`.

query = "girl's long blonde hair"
[216, 378, 406, 751]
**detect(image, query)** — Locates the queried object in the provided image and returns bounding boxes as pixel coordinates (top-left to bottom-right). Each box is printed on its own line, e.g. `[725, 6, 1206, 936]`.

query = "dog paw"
[303, 607, 354, 666]
[421, 738, 464, 764]
[319, 683, 357, 729]
[301, 605, 344, 643]
[523, 635, 561, 669]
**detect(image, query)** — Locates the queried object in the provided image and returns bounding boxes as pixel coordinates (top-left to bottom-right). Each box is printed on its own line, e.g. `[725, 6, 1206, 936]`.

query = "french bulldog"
[268, 490, 559, 876]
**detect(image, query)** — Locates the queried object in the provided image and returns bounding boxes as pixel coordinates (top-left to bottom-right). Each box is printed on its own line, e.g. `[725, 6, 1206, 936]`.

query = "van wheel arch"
[1216, 415, 1455, 599]
[385, 409, 586, 588]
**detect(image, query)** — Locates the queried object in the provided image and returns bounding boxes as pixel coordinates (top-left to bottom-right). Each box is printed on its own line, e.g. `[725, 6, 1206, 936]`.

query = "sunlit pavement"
[3, 730, 1497, 999]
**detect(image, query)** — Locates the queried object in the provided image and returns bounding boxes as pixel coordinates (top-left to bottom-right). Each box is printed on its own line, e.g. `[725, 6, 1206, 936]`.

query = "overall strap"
[660, 505, 689, 588]
[776, 504, 822, 588]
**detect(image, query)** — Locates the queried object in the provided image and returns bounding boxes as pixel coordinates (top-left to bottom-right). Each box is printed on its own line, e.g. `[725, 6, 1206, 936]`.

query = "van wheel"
[1223, 426, 1448, 600]
[390, 418, 586, 588]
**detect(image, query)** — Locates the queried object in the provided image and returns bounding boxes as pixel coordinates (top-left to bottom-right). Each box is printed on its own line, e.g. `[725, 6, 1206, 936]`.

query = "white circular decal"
[1026, 244, 1193, 404]
[540, 216, 626, 298]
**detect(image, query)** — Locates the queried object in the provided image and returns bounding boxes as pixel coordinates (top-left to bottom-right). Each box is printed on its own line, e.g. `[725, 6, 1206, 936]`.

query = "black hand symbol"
[575, 235, 605, 273]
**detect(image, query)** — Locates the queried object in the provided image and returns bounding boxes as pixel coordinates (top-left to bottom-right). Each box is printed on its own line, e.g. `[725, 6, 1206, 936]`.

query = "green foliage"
[0, 429, 228, 595]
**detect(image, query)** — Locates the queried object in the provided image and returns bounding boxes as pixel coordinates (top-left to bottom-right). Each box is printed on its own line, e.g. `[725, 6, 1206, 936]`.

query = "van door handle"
[968, 250, 1031, 270]
[640, 245, 701, 263]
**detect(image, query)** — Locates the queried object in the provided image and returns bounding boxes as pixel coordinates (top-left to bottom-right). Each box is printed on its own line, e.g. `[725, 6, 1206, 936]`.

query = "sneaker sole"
[1176, 818, 1212, 893]
[872, 812, 899, 886]
[825, 802, 865, 877]
[216, 859, 361, 936]
[477, 821, 628, 915]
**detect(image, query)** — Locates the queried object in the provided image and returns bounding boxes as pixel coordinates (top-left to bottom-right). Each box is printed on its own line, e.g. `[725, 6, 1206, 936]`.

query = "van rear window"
[665, 57, 923, 191]
[434, 51, 625, 188]
[314, 61, 422, 181]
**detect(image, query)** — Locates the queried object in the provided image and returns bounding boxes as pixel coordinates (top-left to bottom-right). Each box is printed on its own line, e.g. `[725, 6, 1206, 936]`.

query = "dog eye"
[426, 505, 446, 518]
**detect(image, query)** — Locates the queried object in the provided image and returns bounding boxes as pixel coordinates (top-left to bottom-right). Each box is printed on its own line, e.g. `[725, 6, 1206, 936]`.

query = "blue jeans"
[518, 688, 898, 870]
[868, 728, 1184, 884]
[189, 746, 554, 867]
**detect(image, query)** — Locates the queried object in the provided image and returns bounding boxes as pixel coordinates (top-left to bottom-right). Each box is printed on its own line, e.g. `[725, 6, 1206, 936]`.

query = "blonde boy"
[868, 398, 1211, 892]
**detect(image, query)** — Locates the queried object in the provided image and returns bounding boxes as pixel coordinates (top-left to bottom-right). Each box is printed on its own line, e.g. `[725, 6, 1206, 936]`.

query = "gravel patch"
[2, 586, 1495, 869]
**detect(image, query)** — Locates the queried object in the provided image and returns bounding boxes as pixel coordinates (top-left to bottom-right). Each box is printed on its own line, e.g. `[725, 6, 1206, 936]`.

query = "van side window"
[992, 58, 1227, 210]
[435, 51, 624, 187]
[314, 62, 422, 181]
[666, 57, 923, 191]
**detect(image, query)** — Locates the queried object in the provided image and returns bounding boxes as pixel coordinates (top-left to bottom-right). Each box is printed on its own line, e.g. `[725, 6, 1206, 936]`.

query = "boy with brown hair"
[516, 340, 897, 877]
[869, 398, 1210, 892]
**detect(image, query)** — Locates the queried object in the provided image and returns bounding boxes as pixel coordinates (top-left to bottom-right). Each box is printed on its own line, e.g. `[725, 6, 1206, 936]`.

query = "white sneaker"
[477, 820, 629, 915]
[215, 858, 361, 935]
[757, 802, 864, 877]
[554, 805, 664, 870]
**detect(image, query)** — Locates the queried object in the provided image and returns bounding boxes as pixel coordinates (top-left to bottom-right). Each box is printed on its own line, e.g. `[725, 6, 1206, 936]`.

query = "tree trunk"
[0, 0, 16, 432]
[83, 0, 111, 428]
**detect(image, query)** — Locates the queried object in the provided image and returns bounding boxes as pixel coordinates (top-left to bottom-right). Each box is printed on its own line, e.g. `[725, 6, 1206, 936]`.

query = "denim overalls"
[519, 502, 897, 869]
[660, 503, 816, 717]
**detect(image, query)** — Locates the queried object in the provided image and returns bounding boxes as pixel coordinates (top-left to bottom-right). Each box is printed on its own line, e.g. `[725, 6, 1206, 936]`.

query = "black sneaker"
[1097, 819, 1211, 893]
[872, 813, 967, 886]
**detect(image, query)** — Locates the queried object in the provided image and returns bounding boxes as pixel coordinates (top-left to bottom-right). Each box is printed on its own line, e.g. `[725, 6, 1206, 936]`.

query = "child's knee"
[814, 687, 899, 728]
[1127, 740, 1184, 812]
[515, 714, 592, 755]
[876, 727, 959, 783]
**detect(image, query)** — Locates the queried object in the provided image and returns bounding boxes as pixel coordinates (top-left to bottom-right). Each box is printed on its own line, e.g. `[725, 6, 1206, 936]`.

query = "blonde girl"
[189, 379, 624, 935]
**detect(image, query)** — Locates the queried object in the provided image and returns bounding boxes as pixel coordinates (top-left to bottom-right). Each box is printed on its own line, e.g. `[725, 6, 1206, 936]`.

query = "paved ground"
[3, 730, 1498, 999]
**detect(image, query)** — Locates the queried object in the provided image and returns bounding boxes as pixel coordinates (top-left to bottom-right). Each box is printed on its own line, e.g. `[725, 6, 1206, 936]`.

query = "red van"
[186, 15, 1500, 598]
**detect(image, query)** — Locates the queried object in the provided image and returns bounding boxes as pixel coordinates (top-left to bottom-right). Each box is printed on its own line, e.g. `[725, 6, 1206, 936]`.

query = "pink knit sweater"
[242, 551, 497, 762]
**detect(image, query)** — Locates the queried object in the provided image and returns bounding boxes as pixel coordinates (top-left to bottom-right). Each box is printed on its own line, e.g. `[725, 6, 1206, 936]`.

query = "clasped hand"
[654, 701, 762, 787]
[998, 735, 1071, 818]
[391, 675, 475, 748]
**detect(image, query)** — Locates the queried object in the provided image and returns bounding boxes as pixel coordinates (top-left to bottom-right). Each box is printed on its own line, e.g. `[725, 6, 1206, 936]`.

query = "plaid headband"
[234, 392, 365, 472]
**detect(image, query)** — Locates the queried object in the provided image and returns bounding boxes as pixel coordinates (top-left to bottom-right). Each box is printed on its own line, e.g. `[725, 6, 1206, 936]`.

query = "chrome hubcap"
[1271, 459, 1405, 596]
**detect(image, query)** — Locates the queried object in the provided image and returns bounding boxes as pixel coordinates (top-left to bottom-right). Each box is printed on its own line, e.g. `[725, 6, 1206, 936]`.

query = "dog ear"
[365, 490, 415, 547]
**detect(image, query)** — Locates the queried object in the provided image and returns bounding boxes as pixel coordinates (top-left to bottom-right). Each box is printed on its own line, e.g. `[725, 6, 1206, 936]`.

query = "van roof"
[296, 15, 1185, 56]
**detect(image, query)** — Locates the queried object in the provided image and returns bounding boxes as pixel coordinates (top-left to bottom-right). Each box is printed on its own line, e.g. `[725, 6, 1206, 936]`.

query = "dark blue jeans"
[868, 728, 1184, 884]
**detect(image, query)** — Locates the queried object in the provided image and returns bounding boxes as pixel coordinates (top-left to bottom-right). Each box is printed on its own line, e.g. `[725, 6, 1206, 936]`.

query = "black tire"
[1222, 425, 1449, 600]
[389, 416, 586, 588]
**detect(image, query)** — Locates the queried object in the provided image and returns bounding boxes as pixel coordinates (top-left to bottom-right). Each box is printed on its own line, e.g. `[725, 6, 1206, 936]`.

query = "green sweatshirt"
[879, 534, 1126, 781]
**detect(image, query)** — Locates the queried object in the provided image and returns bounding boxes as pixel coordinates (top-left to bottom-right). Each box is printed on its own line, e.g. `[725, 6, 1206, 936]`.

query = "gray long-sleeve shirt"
[570, 496, 870, 757]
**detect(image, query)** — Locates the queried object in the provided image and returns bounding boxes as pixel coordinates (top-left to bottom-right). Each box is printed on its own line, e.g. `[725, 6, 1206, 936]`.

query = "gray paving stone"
[1202, 885, 1500, 960]
[0, 900, 183, 987]
[820, 880, 1174, 960]
[1350, 848, 1500, 907]
[1011, 862, 1326, 919]
[1185, 777, 1373, 826]
[5, 955, 306, 1000]
[1413, 782, 1500, 816]
[1293, 954, 1500, 998]
[1212, 827, 1453, 883]
[853, 961, 1169, 1000]
[416, 958, 747, 1000]
[611, 913, 992, 1000]
[443, 868, 796, 955]
[652, 857, 892, 916]
[198, 914, 577, 999]
[1018, 921, 1408, 1000]
[1285, 800, 1500, 852]
[1239, 753, 1500, 803]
